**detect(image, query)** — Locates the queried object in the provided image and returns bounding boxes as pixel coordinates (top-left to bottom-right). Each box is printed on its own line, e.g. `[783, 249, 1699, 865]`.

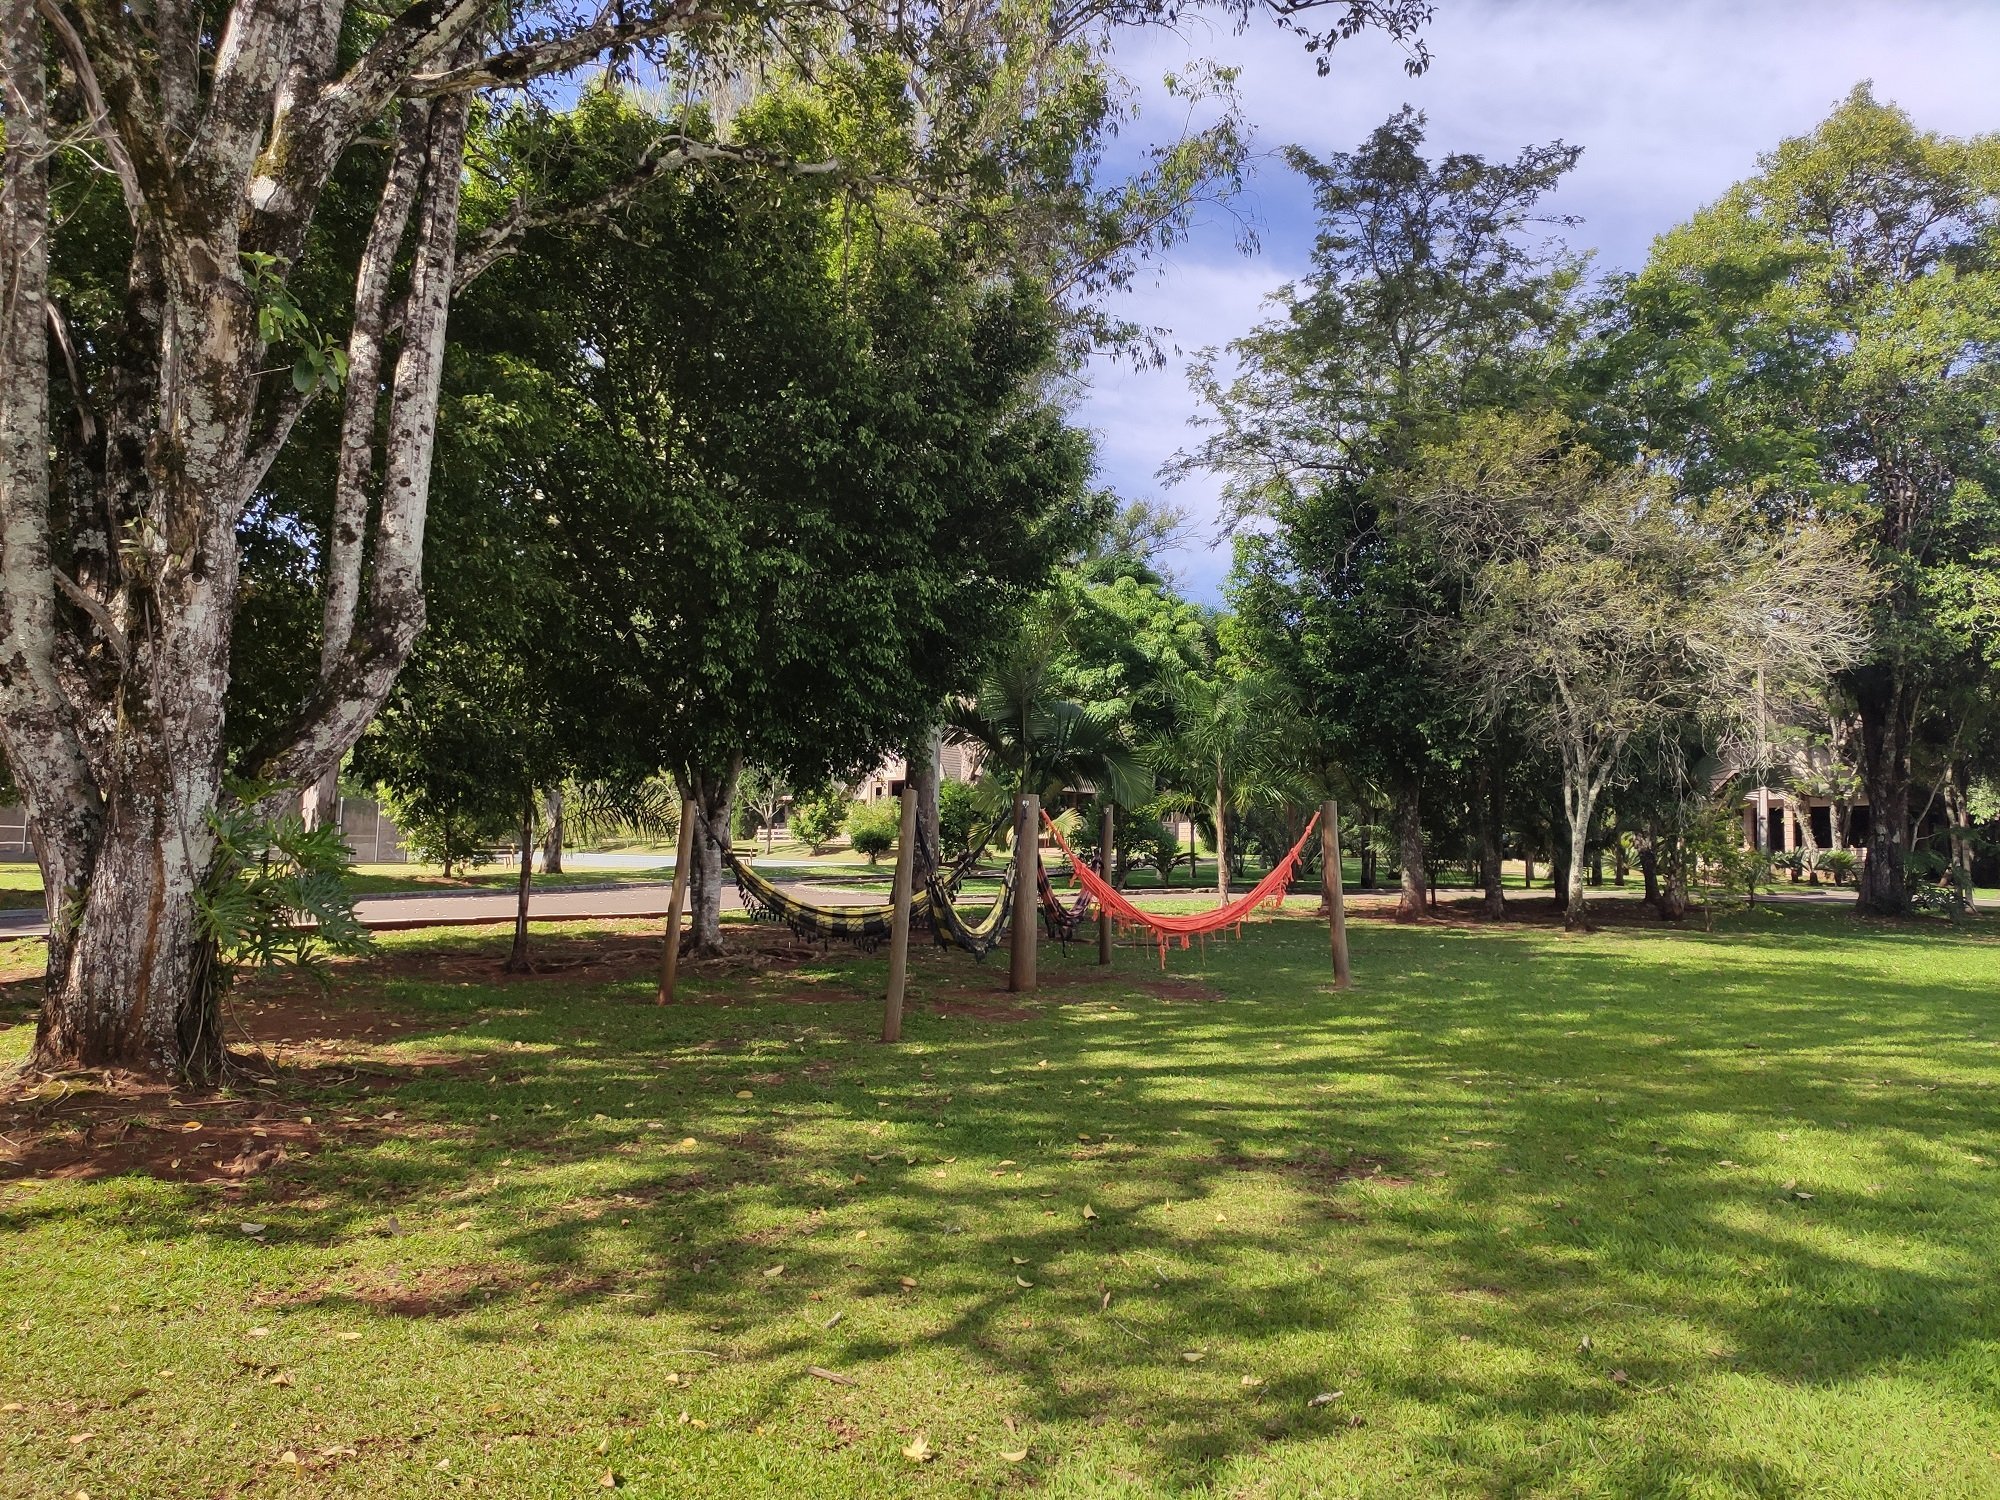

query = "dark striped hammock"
[727, 823, 1013, 957]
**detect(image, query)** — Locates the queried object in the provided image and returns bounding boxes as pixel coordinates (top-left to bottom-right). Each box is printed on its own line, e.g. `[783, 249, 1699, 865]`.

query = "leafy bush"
[374, 781, 515, 875]
[789, 786, 849, 853]
[937, 779, 987, 859]
[196, 803, 369, 1005]
[846, 799, 900, 863]
[1818, 848, 1857, 886]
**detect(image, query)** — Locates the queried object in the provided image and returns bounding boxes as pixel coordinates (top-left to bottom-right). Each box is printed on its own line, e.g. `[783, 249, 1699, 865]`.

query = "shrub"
[1819, 848, 1857, 886]
[789, 786, 849, 853]
[937, 779, 986, 859]
[846, 799, 901, 863]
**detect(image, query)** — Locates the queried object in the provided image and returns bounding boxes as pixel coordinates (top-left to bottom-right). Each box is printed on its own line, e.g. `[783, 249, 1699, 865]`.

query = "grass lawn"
[2, 902, 1999, 1496]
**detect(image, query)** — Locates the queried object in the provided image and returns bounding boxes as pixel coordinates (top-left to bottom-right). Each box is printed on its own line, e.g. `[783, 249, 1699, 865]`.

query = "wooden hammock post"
[1323, 799, 1352, 990]
[882, 787, 919, 1043]
[1010, 793, 1039, 993]
[1098, 805, 1114, 966]
[656, 797, 700, 1004]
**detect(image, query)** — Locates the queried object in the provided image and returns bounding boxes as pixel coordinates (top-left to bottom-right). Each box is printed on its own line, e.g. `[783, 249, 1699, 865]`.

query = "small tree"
[846, 801, 901, 864]
[790, 787, 850, 854]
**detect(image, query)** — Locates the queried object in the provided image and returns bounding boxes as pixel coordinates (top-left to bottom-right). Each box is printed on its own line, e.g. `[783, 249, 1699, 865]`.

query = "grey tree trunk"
[1945, 767, 1974, 909]
[906, 727, 942, 877]
[541, 786, 565, 874]
[506, 796, 535, 972]
[1392, 783, 1425, 923]
[682, 760, 742, 958]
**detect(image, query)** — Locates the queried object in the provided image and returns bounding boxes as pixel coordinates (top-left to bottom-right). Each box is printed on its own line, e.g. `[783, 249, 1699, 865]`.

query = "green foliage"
[845, 800, 900, 863]
[194, 800, 368, 1000]
[789, 786, 850, 854]
[936, 779, 987, 859]
[1818, 848, 1858, 886]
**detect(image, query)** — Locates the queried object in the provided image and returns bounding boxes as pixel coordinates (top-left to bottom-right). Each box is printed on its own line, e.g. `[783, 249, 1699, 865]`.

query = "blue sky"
[1082, 0, 2000, 602]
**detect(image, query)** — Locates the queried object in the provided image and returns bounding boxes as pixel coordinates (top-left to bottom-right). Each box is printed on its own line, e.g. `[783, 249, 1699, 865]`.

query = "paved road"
[0, 876, 888, 943]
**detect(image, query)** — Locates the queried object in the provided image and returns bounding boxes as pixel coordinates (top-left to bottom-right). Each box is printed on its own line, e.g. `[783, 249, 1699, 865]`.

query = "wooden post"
[655, 798, 699, 1005]
[882, 787, 919, 1042]
[1097, 804, 1114, 966]
[1010, 792, 1038, 993]
[1323, 799, 1352, 991]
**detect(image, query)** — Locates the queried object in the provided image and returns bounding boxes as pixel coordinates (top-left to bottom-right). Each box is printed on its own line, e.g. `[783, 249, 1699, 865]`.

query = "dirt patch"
[1140, 977, 1225, 1003]
[0, 1077, 324, 1187]
[928, 999, 1038, 1021]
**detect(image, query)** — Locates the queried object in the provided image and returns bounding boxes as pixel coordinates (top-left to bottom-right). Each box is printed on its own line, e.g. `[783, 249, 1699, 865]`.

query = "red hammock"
[1041, 809, 1322, 967]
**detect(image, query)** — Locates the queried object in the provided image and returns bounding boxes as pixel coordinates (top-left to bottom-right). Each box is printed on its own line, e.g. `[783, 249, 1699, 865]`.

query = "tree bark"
[1852, 666, 1915, 915]
[1562, 770, 1602, 933]
[1638, 839, 1660, 910]
[505, 795, 535, 972]
[682, 759, 741, 958]
[1392, 782, 1425, 923]
[1945, 765, 1973, 910]
[906, 725, 942, 878]
[1475, 757, 1506, 918]
[1549, 796, 1571, 914]
[541, 786, 564, 873]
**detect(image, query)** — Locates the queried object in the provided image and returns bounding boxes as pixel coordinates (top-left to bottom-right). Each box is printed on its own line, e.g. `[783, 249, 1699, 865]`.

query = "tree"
[1617, 86, 2000, 914]
[1, 1, 1433, 1076]
[1407, 410, 1872, 929]
[790, 786, 850, 854]
[1183, 109, 1584, 920]
[738, 766, 792, 855]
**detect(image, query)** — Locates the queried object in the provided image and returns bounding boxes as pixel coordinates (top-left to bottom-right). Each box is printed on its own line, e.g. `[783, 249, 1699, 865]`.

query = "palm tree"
[1152, 669, 1295, 904]
[945, 595, 1152, 812]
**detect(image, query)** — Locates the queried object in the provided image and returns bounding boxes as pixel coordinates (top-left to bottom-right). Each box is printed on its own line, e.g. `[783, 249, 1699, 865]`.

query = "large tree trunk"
[682, 760, 742, 958]
[1639, 826, 1661, 910]
[31, 787, 225, 1081]
[1852, 667, 1915, 915]
[506, 796, 535, 972]
[1475, 757, 1506, 918]
[541, 786, 564, 874]
[906, 726, 941, 877]
[1392, 782, 1425, 923]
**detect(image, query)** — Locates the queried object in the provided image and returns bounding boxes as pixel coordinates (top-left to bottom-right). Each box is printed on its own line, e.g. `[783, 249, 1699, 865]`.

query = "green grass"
[3, 904, 2000, 1496]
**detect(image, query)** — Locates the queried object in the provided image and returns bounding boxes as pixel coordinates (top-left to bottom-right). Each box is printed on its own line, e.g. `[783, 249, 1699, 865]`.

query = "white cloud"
[1082, 0, 2000, 601]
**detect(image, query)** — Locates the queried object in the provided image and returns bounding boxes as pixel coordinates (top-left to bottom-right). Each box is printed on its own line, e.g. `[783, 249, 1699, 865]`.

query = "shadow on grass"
[3, 902, 1998, 1492]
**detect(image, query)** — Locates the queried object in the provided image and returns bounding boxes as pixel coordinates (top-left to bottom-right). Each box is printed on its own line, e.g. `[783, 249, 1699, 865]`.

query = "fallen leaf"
[806, 1366, 858, 1387]
[996, 1159, 1017, 1167]
[1181, 1350, 1206, 1363]
[238, 1222, 267, 1236]
[68, 1432, 94, 1445]
[596, 1438, 610, 1455]
[897, 1276, 917, 1289]
[181, 1121, 203, 1133]
[1610, 1369, 1629, 1385]
[599, 1469, 617, 1488]
[1003, 1416, 1018, 1435]
[1015, 1276, 1033, 1288]
[822, 1311, 843, 1329]
[735, 1090, 753, 1099]
[335, 1331, 362, 1342]
[248, 1327, 271, 1338]
[1000, 1448, 1029, 1462]
[265, 1371, 295, 1388]
[1099, 1290, 1111, 1312]
[763, 1264, 786, 1279]
[1082, 1204, 1098, 1221]
[1240, 1375, 1265, 1388]
[902, 1435, 933, 1463]
[278, 1449, 300, 1464]
[854, 1230, 868, 1240]
[0, 1402, 24, 1412]
[679, 1137, 698, 1148]
[1011, 1257, 1029, 1266]
[1307, 1391, 1342, 1407]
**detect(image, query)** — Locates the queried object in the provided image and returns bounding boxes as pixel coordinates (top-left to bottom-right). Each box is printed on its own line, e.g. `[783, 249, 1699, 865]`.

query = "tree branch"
[34, 0, 144, 222]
